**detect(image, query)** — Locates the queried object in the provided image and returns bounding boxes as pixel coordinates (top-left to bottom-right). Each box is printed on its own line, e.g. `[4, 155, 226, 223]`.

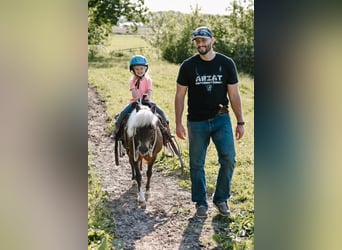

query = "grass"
[88, 34, 254, 249]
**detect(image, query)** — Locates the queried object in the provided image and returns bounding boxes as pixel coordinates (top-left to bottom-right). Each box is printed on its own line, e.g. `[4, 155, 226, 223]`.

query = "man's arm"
[174, 84, 188, 140]
[227, 83, 245, 140]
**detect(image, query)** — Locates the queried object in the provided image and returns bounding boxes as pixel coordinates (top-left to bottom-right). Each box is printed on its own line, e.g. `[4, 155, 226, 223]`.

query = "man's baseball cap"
[192, 26, 213, 40]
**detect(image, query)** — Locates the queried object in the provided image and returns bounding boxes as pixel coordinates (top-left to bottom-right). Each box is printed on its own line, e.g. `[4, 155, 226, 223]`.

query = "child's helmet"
[129, 55, 149, 72]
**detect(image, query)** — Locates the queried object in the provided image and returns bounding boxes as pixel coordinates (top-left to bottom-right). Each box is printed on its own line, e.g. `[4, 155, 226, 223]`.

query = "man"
[174, 26, 245, 217]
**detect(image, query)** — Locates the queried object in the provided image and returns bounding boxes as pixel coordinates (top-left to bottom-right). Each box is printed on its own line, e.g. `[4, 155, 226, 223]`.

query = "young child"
[112, 55, 170, 141]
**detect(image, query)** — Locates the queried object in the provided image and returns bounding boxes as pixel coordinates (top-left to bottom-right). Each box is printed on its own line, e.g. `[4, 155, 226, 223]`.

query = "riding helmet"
[129, 55, 149, 72]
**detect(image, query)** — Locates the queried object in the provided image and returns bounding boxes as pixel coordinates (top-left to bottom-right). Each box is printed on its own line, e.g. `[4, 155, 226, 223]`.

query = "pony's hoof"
[139, 201, 146, 209]
[137, 199, 146, 209]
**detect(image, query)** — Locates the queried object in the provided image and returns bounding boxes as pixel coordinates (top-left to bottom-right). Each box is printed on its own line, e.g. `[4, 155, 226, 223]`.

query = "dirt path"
[88, 85, 224, 250]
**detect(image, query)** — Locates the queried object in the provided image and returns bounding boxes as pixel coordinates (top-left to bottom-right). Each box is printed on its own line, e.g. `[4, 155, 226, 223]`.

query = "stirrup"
[111, 125, 121, 140]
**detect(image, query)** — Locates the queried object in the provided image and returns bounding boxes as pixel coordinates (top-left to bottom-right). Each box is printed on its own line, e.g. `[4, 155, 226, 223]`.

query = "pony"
[123, 103, 163, 203]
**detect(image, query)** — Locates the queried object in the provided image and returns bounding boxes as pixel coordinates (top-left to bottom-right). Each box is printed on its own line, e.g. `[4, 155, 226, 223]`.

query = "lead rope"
[132, 128, 139, 162]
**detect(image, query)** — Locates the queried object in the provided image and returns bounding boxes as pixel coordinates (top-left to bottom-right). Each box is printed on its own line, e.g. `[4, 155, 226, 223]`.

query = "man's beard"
[197, 43, 212, 55]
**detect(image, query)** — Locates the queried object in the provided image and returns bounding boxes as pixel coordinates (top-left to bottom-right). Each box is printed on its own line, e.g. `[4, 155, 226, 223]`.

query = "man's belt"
[217, 105, 228, 114]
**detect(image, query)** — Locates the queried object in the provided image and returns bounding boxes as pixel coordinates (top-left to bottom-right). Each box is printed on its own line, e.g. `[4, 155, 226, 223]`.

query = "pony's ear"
[150, 104, 156, 113]
[135, 103, 141, 112]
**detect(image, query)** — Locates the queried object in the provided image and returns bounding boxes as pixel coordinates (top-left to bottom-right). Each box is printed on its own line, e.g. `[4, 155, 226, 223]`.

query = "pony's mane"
[126, 105, 159, 137]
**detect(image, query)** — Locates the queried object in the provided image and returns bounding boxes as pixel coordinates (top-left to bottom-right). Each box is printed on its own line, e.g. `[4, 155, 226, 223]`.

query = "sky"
[143, 0, 239, 15]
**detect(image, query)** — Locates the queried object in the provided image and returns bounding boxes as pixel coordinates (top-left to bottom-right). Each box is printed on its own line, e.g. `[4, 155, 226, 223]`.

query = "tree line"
[88, 0, 254, 76]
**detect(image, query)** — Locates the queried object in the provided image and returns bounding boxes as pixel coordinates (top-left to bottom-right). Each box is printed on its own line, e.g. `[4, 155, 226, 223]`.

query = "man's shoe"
[196, 205, 208, 218]
[214, 202, 230, 216]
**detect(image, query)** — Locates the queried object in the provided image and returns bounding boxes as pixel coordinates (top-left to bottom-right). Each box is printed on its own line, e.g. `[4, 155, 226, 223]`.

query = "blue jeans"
[187, 114, 236, 208]
[115, 102, 135, 127]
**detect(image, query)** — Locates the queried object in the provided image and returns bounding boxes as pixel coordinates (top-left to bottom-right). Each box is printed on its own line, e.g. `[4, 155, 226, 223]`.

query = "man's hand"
[176, 124, 187, 140]
[235, 125, 245, 140]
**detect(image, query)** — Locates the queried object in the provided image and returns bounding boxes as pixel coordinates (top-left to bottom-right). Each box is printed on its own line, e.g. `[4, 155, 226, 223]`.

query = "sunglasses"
[193, 30, 212, 37]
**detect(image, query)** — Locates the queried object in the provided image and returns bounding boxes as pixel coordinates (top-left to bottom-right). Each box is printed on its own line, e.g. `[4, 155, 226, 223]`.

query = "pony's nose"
[138, 145, 148, 155]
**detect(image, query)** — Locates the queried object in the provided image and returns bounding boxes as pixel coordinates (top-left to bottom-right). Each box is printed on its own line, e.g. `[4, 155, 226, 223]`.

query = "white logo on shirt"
[195, 74, 223, 85]
[194, 66, 223, 92]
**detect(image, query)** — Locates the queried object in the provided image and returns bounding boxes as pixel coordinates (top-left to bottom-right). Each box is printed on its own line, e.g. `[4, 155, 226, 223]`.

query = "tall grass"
[88, 34, 254, 249]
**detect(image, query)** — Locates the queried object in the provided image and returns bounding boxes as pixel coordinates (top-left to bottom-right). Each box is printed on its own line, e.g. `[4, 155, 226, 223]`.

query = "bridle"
[131, 125, 158, 162]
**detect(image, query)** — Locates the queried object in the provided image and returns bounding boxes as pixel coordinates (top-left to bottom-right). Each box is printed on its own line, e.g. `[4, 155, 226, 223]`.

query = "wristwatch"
[237, 121, 245, 126]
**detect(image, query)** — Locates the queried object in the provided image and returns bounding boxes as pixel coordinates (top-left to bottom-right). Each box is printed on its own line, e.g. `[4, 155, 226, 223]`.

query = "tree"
[88, 0, 148, 45]
[212, 0, 254, 75]
[147, 7, 206, 64]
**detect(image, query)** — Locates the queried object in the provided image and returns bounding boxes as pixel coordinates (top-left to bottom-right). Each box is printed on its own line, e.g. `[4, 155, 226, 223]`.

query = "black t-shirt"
[176, 53, 238, 121]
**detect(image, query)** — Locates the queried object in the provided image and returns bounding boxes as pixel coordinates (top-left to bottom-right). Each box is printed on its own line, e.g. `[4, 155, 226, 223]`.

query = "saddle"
[114, 102, 172, 146]
[113, 114, 129, 141]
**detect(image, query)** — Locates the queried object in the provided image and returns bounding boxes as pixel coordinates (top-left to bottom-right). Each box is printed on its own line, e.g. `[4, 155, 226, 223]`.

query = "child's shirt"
[129, 76, 152, 102]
